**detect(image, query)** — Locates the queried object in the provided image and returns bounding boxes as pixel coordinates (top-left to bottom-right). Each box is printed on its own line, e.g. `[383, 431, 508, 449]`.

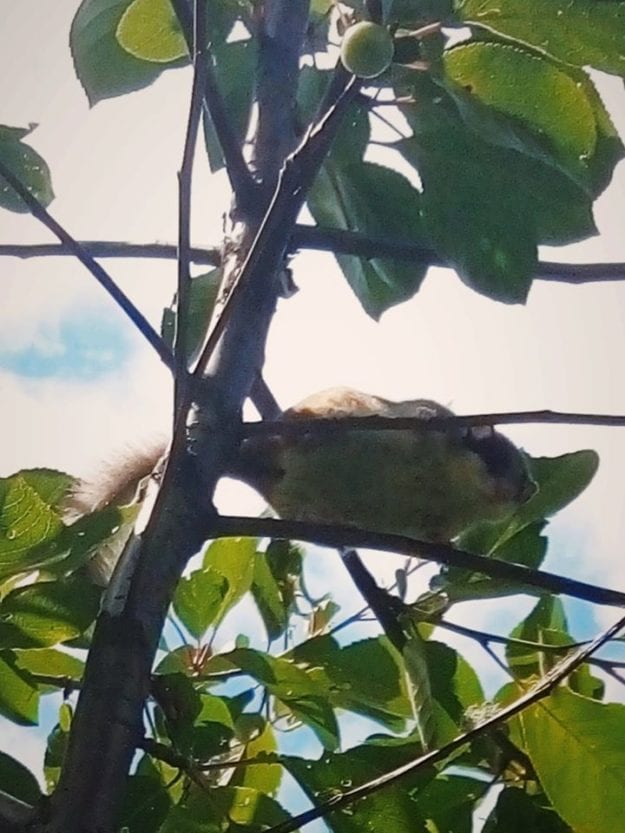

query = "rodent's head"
[462, 426, 536, 505]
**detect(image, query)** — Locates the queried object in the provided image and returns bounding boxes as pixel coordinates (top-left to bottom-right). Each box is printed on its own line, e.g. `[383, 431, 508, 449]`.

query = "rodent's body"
[235, 388, 535, 542]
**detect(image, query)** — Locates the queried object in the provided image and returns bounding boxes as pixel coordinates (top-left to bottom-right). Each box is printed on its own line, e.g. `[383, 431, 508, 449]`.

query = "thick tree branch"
[45, 5, 347, 831]
[0, 162, 175, 371]
[263, 612, 625, 833]
[213, 516, 625, 608]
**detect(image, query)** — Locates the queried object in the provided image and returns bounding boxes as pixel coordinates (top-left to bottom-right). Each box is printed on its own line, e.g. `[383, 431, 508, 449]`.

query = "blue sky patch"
[0, 309, 133, 380]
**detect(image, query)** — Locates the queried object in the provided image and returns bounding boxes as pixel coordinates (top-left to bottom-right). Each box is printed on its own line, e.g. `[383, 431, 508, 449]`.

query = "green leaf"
[457, 0, 625, 77]
[402, 625, 435, 748]
[231, 716, 281, 797]
[308, 160, 429, 318]
[444, 42, 597, 185]
[425, 640, 484, 744]
[506, 597, 569, 679]
[202, 40, 257, 173]
[483, 787, 572, 833]
[0, 750, 42, 805]
[225, 647, 340, 750]
[0, 650, 39, 725]
[70, 0, 185, 105]
[161, 269, 222, 365]
[162, 785, 292, 832]
[290, 635, 413, 729]
[457, 450, 599, 556]
[0, 577, 101, 649]
[44, 723, 68, 791]
[251, 552, 289, 641]
[202, 537, 257, 622]
[173, 567, 229, 640]
[0, 470, 71, 580]
[0, 125, 54, 213]
[284, 736, 433, 833]
[13, 648, 85, 691]
[518, 688, 625, 833]
[118, 774, 172, 833]
[117, 0, 188, 62]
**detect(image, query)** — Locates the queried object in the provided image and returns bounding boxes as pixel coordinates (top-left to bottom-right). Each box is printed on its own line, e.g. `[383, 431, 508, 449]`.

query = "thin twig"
[291, 226, 625, 284]
[0, 241, 221, 265]
[175, 0, 208, 414]
[0, 161, 175, 371]
[170, 0, 253, 198]
[262, 613, 625, 833]
[242, 407, 625, 438]
[212, 516, 625, 608]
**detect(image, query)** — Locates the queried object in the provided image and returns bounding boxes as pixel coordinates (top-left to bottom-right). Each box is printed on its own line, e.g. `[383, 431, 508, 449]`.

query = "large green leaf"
[70, 0, 184, 104]
[0, 125, 54, 213]
[308, 160, 429, 318]
[172, 567, 229, 639]
[251, 551, 289, 642]
[290, 635, 413, 730]
[13, 648, 85, 691]
[456, 0, 625, 77]
[0, 470, 72, 580]
[444, 42, 597, 185]
[457, 450, 599, 556]
[517, 688, 625, 833]
[506, 596, 568, 679]
[202, 537, 257, 622]
[0, 751, 42, 805]
[0, 650, 39, 725]
[0, 578, 101, 649]
[116, 0, 188, 62]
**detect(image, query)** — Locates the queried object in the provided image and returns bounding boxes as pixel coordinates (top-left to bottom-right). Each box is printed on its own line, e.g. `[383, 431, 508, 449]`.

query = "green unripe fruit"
[340, 22, 394, 79]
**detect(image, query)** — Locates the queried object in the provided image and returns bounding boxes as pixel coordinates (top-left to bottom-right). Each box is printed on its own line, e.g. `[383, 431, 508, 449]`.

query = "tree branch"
[263, 612, 625, 833]
[242, 407, 625, 438]
[0, 162, 175, 371]
[170, 0, 254, 198]
[0, 241, 220, 265]
[213, 516, 625, 608]
[0, 789, 36, 832]
[292, 226, 625, 284]
[175, 0, 207, 412]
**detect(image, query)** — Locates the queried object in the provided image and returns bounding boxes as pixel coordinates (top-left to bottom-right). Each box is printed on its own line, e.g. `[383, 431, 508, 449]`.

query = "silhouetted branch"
[0, 162, 175, 371]
[213, 516, 625, 608]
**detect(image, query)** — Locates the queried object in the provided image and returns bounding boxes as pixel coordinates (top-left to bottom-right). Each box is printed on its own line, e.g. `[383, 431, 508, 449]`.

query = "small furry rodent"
[69, 388, 535, 582]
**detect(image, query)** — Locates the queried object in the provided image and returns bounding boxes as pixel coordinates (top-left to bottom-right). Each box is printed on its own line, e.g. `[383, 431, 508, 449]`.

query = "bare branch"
[0, 241, 221, 265]
[292, 225, 625, 284]
[0, 789, 36, 832]
[242, 407, 625, 439]
[175, 0, 208, 413]
[213, 516, 625, 608]
[170, 0, 254, 198]
[0, 162, 175, 371]
[263, 613, 625, 833]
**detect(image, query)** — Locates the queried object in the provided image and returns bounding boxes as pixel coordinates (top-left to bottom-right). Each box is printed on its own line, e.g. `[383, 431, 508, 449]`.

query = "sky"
[2, 0, 625, 811]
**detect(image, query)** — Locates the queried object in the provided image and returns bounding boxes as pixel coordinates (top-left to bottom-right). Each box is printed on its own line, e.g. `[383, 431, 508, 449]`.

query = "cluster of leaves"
[1, 444, 624, 832]
[3, 0, 625, 320]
